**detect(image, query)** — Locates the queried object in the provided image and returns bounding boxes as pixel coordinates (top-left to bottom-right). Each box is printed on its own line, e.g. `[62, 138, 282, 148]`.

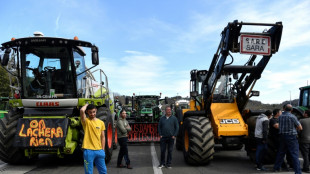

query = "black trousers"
[117, 137, 130, 165]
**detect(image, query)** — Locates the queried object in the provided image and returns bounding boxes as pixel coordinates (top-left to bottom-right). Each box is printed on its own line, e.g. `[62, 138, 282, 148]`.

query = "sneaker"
[158, 164, 165, 169]
[166, 165, 172, 169]
[116, 164, 126, 168]
[256, 166, 268, 171]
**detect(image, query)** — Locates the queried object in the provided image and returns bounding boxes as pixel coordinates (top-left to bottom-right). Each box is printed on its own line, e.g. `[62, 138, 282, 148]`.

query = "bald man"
[273, 104, 302, 174]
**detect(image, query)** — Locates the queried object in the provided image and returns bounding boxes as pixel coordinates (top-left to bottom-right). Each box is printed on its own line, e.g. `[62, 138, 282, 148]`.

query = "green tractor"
[0, 97, 9, 118]
[292, 85, 310, 119]
[0, 32, 116, 164]
[121, 94, 167, 142]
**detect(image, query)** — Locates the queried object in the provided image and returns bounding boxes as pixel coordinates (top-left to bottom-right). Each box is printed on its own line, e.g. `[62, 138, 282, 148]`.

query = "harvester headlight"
[148, 114, 153, 116]
[141, 114, 145, 116]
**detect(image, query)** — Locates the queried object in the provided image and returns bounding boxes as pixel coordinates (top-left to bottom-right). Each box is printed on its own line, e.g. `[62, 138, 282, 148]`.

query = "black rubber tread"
[175, 109, 183, 151]
[97, 107, 113, 163]
[176, 124, 183, 151]
[263, 136, 277, 164]
[183, 116, 214, 165]
[245, 115, 277, 164]
[0, 109, 27, 164]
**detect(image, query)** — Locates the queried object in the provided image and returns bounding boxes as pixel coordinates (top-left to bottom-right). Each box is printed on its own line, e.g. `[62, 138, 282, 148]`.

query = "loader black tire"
[176, 124, 183, 151]
[246, 115, 276, 164]
[0, 109, 31, 164]
[97, 107, 113, 163]
[245, 116, 258, 163]
[175, 109, 183, 151]
[183, 116, 214, 165]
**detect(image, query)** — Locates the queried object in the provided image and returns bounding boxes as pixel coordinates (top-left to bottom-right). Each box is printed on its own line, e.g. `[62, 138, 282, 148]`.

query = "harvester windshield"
[22, 46, 76, 98]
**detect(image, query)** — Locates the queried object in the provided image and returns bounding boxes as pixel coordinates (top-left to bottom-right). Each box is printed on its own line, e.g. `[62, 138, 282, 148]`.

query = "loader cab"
[213, 74, 235, 103]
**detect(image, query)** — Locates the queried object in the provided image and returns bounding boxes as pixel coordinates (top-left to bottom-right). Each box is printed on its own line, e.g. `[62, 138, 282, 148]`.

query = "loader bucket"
[127, 122, 160, 142]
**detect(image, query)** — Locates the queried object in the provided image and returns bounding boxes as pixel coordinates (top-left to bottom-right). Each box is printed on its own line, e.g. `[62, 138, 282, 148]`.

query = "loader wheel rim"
[114, 128, 118, 144]
[108, 123, 112, 148]
[184, 130, 189, 152]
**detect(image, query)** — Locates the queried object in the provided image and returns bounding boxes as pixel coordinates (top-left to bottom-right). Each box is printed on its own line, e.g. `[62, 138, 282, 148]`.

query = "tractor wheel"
[0, 109, 29, 164]
[183, 116, 214, 165]
[97, 107, 113, 163]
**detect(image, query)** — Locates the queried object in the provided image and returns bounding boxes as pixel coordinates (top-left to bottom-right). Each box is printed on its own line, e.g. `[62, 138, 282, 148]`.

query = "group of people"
[255, 104, 310, 174]
[79, 104, 179, 174]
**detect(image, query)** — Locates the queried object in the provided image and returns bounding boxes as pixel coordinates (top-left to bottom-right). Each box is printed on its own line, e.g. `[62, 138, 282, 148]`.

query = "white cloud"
[98, 51, 190, 97]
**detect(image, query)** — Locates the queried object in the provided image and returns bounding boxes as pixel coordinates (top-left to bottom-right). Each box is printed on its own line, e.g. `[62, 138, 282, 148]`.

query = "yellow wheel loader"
[176, 20, 283, 165]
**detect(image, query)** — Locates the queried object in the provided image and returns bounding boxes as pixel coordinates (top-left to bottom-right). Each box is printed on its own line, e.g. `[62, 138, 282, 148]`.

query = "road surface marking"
[0, 163, 36, 173]
[151, 143, 163, 174]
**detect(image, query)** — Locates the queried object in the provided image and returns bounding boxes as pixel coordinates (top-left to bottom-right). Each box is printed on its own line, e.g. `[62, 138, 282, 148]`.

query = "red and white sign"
[240, 34, 271, 56]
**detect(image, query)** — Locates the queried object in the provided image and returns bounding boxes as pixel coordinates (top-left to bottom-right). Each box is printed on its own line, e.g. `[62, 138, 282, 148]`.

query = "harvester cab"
[0, 32, 116, 164]
[123, 94, 167, 142]
[177, 20, 283, 165]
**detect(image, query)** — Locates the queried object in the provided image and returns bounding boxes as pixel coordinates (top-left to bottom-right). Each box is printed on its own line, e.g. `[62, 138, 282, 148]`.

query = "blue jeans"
[117, 137, 130, 165]
[255, 138, 268, 168]
[160, 136, 175, 165]
[274, 135, 301, 174]
[83, 149, 106, 174]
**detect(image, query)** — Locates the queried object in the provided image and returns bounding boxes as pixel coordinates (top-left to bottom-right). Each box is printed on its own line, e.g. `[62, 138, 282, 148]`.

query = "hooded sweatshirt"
[255, 113, 269, 140]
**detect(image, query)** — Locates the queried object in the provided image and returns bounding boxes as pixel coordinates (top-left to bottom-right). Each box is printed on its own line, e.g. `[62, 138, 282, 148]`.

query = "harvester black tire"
[0, 109, 31, 164]
[183, 116, 214, 165]
[97, 107, 113, 163]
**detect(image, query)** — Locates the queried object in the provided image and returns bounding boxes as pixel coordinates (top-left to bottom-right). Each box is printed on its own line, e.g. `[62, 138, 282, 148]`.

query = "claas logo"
[36, 102, 60, 107]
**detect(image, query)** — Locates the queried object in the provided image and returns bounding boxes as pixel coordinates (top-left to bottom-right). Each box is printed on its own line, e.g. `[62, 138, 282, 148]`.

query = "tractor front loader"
[176, 20, 283, 165]
[0, 32, 116, 164]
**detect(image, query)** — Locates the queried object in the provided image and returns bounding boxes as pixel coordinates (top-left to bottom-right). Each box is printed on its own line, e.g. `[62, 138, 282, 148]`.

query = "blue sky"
[1, 0, 310, 104]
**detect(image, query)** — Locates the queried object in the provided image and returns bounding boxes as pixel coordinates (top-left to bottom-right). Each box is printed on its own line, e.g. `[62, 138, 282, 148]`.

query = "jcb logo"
[220, 119, 240, 124]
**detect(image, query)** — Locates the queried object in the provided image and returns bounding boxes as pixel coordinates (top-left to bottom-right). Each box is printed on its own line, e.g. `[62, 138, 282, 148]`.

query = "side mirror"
[233, 73, 238, 80]
[190, 91, 198, 97]
[250, 90, 260, 97]
[125, 97, 130, 105]
[91, 46, 99, 65]
[1, 48, 11, 66]
[164, 97, 168, 104]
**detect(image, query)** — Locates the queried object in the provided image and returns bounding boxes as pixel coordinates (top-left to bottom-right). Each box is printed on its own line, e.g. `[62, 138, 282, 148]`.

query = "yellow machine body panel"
[182, 99, 200, 115]
[210, 101, 248, 138]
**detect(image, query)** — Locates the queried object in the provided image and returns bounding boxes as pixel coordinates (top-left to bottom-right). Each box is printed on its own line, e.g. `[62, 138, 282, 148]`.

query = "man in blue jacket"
[158, 106, 179, 169]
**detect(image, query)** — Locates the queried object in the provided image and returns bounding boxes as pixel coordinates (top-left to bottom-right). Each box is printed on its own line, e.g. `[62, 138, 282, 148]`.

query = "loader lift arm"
[202, 20, 283, 112]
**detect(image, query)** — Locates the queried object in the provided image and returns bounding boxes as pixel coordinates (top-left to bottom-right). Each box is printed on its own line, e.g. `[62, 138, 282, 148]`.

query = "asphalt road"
[0, 143, 298, 174]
